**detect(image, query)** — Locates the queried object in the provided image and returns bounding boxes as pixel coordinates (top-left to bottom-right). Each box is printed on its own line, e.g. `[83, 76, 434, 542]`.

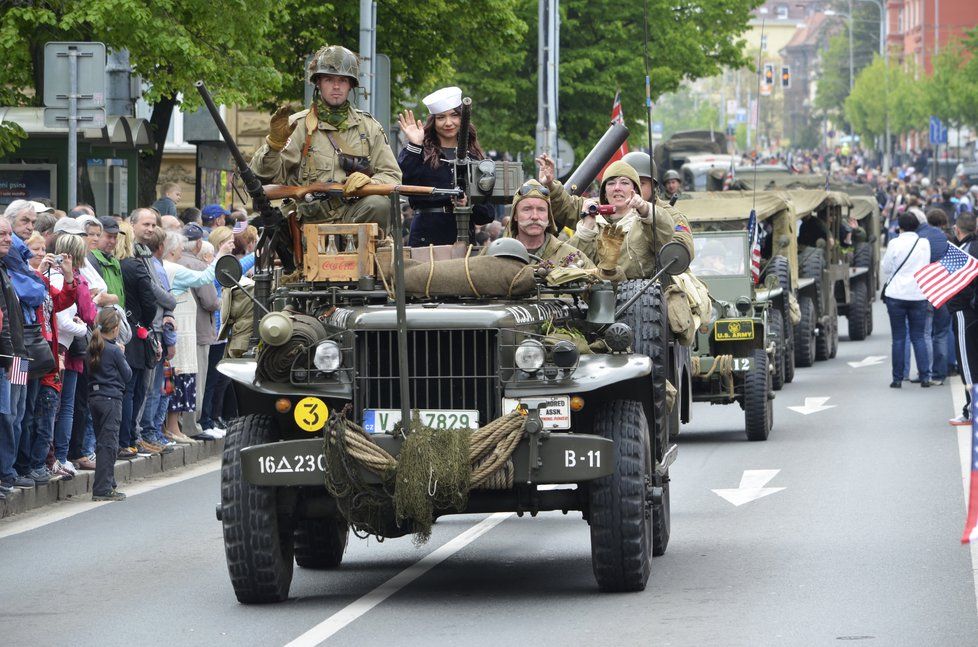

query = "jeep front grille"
[355, 329, 499, 424]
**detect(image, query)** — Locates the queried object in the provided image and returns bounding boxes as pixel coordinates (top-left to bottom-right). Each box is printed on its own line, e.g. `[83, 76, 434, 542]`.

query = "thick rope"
[424, 245, 436, 299]
[463, 246, 481, 298]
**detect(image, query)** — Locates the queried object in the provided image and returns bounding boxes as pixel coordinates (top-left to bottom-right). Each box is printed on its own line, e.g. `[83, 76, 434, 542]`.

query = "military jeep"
[681, 195, 802, 441]
[214, 222, 692, 604]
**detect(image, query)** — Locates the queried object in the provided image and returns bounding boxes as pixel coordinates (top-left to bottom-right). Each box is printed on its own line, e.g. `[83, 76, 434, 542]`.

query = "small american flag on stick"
[9, 356, 28, 386]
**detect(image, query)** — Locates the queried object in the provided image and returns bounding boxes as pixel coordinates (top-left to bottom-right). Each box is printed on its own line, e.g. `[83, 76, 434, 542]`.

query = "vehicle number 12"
[564, 450, 601, 468]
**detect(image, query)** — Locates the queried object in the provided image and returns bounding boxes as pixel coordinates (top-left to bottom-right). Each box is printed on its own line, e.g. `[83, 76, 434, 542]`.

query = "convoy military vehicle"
[195, 82, 694, 603]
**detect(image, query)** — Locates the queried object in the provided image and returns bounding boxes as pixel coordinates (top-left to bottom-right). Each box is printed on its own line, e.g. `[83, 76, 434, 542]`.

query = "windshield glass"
[689, 234, 747, 277]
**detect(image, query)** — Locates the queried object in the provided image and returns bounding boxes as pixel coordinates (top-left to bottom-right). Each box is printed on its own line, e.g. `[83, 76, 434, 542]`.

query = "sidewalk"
[0, 439, 225, 519]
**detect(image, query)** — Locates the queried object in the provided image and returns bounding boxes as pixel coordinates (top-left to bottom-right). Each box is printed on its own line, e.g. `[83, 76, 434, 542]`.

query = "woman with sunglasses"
[540, 157, 676, 280]
[397, 87, 495, 247]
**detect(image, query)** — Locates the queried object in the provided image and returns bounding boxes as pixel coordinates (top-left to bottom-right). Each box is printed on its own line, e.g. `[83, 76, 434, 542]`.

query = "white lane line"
[950, 384, 978, 617]
[0, 459, 220, 540]
[285, 512, 512, 647]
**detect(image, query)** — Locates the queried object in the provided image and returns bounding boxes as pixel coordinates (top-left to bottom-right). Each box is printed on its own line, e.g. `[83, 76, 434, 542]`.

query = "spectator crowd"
[0, 196, 257, 502]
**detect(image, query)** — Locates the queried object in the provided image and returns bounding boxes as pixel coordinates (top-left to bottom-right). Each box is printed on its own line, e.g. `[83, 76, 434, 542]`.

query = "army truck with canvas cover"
[787, 189, 875, 350]
[712, 173, 881, 339]
[681, 193, 799, 441]
[194, 82, 693, 603]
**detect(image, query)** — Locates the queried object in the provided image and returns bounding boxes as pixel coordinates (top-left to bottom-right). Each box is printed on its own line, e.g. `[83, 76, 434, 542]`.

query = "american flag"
[914, 244, 978, 309]
[747, 209, 762, 284]
[600, 90, 629, 180]
[962, 385, 978, 543]
[9, 356, 28, 386]
[232, 220, 247, 235]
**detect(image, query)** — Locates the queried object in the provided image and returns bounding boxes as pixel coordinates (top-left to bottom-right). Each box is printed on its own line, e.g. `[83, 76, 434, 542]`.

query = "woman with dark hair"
[397, 86, 494, 246]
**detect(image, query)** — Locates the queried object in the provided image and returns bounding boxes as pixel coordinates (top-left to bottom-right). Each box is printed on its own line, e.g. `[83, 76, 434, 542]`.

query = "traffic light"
[763, 64, 774, 86]
[781, 66, 790, 88]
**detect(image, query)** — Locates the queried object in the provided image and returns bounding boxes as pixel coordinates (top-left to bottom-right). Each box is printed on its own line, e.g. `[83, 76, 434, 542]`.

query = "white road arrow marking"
[847, 355, 887, 368]
[787, 396, 836, 415]
[712, 469, 786, 506]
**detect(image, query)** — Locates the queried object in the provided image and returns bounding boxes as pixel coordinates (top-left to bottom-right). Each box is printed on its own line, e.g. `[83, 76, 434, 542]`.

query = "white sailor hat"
[422, 86, 463, 115]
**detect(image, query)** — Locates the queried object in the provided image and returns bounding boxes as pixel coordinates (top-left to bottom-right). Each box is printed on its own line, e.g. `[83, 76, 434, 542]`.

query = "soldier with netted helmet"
[249, 44, 401, 231]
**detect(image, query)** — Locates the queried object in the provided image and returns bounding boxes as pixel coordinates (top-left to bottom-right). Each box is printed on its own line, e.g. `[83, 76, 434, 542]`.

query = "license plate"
[501, 396, 571, 429]
[714, 319, 755, 341]
[732, 357, 753, 371]
[362, 409, 479, 434]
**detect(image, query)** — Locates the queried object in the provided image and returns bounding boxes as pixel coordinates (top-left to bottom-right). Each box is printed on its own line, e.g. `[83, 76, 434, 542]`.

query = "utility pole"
[358, 0, 376, 113]
[535, 0, 559, 163]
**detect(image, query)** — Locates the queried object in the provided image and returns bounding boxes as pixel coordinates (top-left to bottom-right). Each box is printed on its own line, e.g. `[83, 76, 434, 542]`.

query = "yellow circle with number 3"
[294, 397, 329, 432]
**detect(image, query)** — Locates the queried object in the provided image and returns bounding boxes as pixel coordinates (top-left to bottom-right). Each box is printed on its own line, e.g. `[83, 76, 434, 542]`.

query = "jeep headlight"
[313, 340, 341, 373]
[515, 339, 546, 373]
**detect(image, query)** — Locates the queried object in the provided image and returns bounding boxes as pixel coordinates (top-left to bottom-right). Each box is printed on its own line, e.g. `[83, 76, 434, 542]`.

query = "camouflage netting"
[323, 406, 525, 544]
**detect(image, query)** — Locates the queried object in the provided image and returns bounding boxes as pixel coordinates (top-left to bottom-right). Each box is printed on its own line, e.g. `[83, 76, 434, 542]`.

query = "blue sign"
[652, 121, 664, 135]
[929, 116, 948, 145]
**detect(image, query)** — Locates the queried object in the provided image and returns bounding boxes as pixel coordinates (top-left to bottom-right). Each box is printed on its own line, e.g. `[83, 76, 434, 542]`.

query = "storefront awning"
[0, 108, 154, 150]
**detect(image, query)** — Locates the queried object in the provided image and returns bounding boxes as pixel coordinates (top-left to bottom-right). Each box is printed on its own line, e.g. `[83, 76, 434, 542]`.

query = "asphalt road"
[2, 297, 976, 647]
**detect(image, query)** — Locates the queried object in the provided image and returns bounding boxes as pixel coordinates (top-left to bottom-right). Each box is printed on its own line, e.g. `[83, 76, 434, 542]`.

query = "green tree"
[814, 1, 881, 124]
[844, 55, 926, 141]
[925, 44, 978, 131]
[0, 0, 525, 204]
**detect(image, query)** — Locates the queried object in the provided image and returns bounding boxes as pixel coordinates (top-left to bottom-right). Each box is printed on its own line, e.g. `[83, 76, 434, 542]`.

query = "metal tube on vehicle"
[389, 193, 412, 433]
[564, 123, 630, 196]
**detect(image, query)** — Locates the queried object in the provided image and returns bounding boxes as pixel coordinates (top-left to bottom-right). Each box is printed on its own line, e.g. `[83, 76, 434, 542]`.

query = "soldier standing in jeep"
[249, 45, 401, 230]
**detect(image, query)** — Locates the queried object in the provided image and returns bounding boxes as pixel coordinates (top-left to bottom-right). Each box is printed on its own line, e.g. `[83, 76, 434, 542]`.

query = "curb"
[0, 438, 225, 519]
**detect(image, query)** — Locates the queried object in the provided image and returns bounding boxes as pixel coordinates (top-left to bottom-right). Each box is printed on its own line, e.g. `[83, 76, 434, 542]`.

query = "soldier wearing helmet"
[503, 180, 594, 269]
[621, 151, 694, 259]
[661, 169, 684, 201]
[249, 45, 401, 230]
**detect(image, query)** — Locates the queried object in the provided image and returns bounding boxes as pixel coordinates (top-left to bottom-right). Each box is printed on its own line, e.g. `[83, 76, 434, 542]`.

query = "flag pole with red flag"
[598, 90, 629, 181]
[963, 384, 978, 543]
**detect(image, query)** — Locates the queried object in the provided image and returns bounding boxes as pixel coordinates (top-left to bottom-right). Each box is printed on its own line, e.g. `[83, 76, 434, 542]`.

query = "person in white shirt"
[881, 212, 933, 388]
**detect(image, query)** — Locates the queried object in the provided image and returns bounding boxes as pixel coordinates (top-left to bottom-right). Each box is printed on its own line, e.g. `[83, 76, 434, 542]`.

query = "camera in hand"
[53, 254, 64, 265]
[584, 204, 615, 217]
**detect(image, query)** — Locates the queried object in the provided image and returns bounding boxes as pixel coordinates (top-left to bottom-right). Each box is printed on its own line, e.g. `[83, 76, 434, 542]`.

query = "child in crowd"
[88, 308, 131, 501]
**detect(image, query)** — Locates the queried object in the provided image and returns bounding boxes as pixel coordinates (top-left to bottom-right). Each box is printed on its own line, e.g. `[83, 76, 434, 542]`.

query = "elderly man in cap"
[396, 86, 494, 246]
[0, 217, 31, 493]
[250, 44, 401, 231]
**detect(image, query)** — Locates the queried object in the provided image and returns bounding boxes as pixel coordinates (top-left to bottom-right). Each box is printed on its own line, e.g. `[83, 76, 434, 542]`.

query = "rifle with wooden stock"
[262, 182, 463, 202]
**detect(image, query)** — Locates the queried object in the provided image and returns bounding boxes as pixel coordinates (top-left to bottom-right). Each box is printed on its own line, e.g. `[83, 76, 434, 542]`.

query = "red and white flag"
[962, 385, 978, 543]
[915, 245, 978, 309]
[600, 90, 629, 180]
[9, 356, 28, 386]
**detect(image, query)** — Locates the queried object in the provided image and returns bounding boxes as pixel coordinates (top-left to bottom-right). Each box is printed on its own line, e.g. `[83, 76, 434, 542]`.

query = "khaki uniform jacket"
[218, 277, 255, 359]
[249, 106, 401, 222]
[532, 233, 596, 269]
[565, 208, 676, 280]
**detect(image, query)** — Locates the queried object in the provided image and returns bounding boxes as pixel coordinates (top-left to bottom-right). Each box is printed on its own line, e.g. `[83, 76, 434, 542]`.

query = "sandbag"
[403, 254, 537, 298]
[665, 284, 696, 346]
[787, 292, 801, 325]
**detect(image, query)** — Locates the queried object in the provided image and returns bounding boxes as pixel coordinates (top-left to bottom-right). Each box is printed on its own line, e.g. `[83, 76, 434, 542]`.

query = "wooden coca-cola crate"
[302, 223, 379, 282]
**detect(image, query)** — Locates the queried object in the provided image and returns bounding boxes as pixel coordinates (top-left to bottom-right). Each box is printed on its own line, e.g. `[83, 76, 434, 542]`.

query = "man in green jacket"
[89, 216, 125, 308]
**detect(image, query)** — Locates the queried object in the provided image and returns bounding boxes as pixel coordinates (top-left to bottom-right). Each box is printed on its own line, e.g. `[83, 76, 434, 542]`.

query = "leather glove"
[266, 105, 296, 151]
[597, 224, 625, 274]
[343, 171, 372, 196]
